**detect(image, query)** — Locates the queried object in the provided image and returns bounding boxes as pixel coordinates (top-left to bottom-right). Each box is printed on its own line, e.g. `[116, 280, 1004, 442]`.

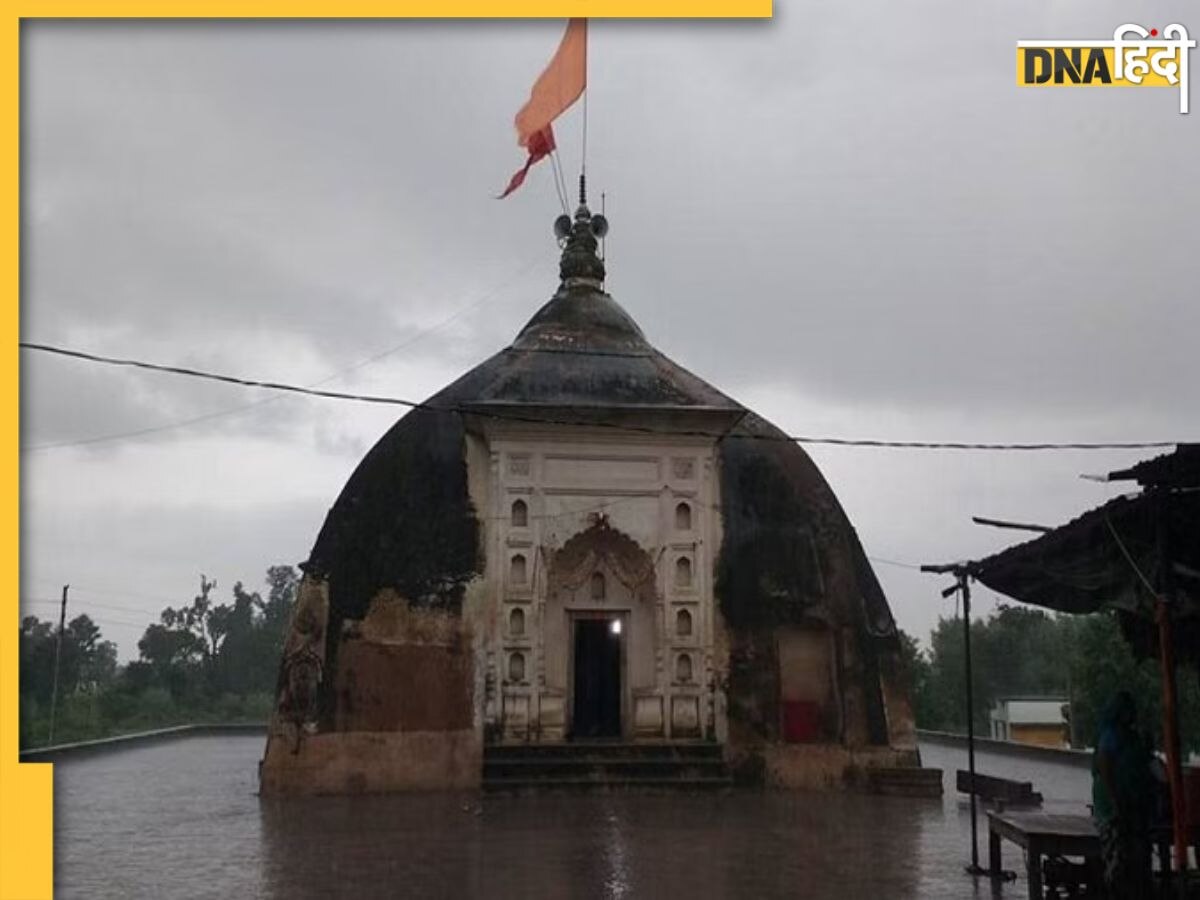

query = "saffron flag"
[498, 18, 587, 198]
[498, 127, 556, 199]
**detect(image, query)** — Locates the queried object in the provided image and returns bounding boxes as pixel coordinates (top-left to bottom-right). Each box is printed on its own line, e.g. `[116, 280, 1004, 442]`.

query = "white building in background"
[990, 696, 1070, 748]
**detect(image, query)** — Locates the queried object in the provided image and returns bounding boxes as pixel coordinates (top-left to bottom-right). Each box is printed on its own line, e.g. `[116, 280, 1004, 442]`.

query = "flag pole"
[579, 18, 588, 197]
[549, 151, 569, 215]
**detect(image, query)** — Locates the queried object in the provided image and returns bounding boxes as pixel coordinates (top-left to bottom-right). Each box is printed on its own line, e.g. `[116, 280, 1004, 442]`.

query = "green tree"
[18, 616, 56, 705]
[914, 605, 1199, 755]
[19, 613, 118, 703]
[897, 629, 936, 727]
[62, 614, 118, 693]
[19, 612, 119, 747]
[214, 581, 260, 695]
[18, 564, 302, 746]
[133, 566, 300, 702]
[1066, 612, 1200, 754]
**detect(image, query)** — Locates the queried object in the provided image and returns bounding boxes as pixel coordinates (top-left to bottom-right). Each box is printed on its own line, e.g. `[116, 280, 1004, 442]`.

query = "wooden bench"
[958, 769, 1043, 807]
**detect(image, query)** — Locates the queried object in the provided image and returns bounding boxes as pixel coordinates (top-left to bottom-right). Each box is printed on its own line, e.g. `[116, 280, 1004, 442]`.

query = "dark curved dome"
[306, 206, 897, 684]
[513, 284, 649, 354]
[429, 280, 741, 413]
[420, 203, 740, 412]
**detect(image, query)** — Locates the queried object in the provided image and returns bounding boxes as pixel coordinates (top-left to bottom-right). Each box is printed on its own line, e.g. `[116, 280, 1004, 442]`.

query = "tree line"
[901, 604, 1200, 754]
[19, 566, 297, 749]
[19, 569, 1199, 755]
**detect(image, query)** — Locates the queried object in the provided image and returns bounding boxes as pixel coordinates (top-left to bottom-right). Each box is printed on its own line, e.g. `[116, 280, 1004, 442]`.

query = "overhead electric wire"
[21, 596, 151, 616]
[866, 556, 926, 571]
[19, 341, 1183, 453]
[21, 255, 547, 453]
[20, 600, 153, 629]
[27, 578, 192, 607]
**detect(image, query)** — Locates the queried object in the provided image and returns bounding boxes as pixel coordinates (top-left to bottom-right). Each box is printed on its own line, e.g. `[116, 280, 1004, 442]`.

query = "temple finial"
[553, 194, 608, 287]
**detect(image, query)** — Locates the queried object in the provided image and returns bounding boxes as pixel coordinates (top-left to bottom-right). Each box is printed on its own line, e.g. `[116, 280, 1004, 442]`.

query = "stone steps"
[486, 741, 723, 760]
[486, 758, 729, 781]
[861, 766, 944, 798]
[483, 742, 731, 791]
[484, 775, 733, 792]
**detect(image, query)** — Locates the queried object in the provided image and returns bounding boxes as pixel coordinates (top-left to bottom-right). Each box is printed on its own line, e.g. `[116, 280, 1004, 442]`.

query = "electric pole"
[921, 561, 987, 877]
[47, 583, 69, 746]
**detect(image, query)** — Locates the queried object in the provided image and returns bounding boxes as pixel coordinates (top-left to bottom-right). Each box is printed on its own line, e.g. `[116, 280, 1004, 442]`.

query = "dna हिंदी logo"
[1017, 24, 1195, 113]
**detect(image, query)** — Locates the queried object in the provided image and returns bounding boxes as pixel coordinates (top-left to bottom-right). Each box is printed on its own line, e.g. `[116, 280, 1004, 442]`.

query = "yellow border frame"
[1, 7, 771, 898]
[13, 2, 772, 16]
[1, 18, 43, 898]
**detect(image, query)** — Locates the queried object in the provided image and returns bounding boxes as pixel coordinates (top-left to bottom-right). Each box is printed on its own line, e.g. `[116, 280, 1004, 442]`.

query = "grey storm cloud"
[19, 5, 1198, 656]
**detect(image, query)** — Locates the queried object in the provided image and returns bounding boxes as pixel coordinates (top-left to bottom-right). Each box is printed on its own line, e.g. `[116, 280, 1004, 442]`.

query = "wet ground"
[52, 735, 1092, 899]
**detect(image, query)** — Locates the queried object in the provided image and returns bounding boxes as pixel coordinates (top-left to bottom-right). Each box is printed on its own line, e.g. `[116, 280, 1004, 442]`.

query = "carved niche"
[275, 578, 330, 751]
[545, 518, 658, 605]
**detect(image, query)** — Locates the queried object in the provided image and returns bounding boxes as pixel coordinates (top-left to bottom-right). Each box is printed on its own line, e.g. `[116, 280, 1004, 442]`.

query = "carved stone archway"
[546, 518, 658, 604]
[539, 518, 662, 740]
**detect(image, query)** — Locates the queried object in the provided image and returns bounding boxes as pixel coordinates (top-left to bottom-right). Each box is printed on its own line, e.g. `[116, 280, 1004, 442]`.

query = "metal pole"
[961, 572, 981, 874]
[1066, 668, 1078, 748]
[1155, 488, 1188, 894]
[47, 583, 69, 746]
[921, 560, 987, 878]
[1156, 599, 1188, 896]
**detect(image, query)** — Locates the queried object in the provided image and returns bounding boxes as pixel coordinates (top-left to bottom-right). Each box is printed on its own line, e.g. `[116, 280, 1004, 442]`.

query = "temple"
[259, 200, 917, 793]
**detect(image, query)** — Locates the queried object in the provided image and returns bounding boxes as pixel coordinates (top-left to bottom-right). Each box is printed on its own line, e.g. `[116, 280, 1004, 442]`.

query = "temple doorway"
[571, 616, 623, 739]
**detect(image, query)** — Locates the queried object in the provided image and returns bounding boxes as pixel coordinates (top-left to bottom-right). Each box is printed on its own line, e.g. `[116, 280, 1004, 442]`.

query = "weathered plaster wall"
[715, 412, 917, 784]
[259, 730, 479, 795]
[878, 645, 919, 752]
[261, 406, 486, 795]
[262, 587, 483, 793]
[756, 744, 922, 791]
[333, 596, 473, 733]
[301, 408, 481, 731]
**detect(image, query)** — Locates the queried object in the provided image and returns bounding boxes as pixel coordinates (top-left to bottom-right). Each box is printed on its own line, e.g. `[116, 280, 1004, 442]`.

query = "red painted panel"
[1186, 767, 1200, 830]
[782, 700, 821, 743]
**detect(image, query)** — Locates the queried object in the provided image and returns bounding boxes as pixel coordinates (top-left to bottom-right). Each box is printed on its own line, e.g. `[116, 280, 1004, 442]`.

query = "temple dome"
[265, 196, 914, 798]
[431, 280, 741, 413]
[513, 284, 649, 353]
[305, 206, 897, 672]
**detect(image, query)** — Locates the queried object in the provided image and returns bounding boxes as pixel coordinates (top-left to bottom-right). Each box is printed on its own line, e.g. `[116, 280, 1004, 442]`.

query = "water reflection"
[53, 735, 1087, 898]
[258, 787, 928, 898]
[259, 792, 488, 896]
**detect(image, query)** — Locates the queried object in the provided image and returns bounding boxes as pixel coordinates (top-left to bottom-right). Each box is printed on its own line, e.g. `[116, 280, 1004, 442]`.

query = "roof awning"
[971, 446, 1199, 870]
[974, 445, 1200, 620]
[975, 490, 1199, 618]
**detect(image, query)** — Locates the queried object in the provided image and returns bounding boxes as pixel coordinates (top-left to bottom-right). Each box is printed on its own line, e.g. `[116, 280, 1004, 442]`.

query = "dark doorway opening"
[572, 619, 622, 739]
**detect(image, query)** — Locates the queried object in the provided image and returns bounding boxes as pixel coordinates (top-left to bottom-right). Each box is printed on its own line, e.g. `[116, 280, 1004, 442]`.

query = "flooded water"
[52, 734, 1092, 898]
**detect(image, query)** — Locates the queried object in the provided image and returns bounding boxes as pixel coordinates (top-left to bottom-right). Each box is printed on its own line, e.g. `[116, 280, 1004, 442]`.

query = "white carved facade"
[479, 424, 725, 744]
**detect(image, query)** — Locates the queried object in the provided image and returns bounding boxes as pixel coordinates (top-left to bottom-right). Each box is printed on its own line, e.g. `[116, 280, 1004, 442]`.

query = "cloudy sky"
[20, 6, 1198, 659]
